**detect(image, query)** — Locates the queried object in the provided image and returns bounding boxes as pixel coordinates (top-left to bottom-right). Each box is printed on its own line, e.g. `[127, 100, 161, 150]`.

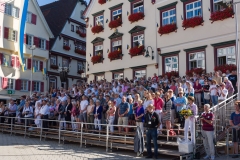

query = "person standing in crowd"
[212, 71, 222, 85]
[22, 101, 34, 126]
[107, 100, 116, 133]
[70, 101, 77, 131]
[143, 92, 154, 112]
[229, 101, 240, 158]
[99, 94, 107, 124]
[7, 99, 17, 125]
[135, 100, 144, 132]
[193, 79, 202, 108]
[184, 81, 194, 97]
[209, 80, 218, 106]
[228, 70, 237, 94]
[118, 96, 130, 133]
[58, 100, 66, 130]
[80, 95, 88, 129]
[163, 92, 172, 132]
[17, 96, 26, 123]
[223, 77, 234, 98]
[174, 91, 187, 127]
[203, 80, 210, 104]
[39, 100, 49, 131]
[154, 92, 164, 131]
[128, 98, 135, 126]
[64, 97, 72, 130]
[168, 89, 176, 126]
[201, 104, 215, 160]
[217, 82, 228, 126]
[184, 96, 198, 143]
[34, 102, 41, 128]
[145, 104, 160, 159]
[0, 102, 6, 124]
[94, 100, 103, 131]
[87, 98, 95, 129]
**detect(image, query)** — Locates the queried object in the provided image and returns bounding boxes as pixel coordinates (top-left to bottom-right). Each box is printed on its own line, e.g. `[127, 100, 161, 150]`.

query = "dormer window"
[133, 34, 144, 47]
[95, 15, 104, 26]
[112, 40, 122, 51]
[112, 9, 122, 20]
[94, 45, 103, 56]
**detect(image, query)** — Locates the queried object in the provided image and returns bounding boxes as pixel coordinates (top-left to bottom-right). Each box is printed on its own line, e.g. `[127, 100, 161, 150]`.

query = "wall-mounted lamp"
[157, 48, 161, 55]
[90, 54, 92, 57]
[84, 17, 89, 22]
[107, 49, 109, 53]
[90, 24, 92, 28]
[144, 46, 154, 60]
[181, 15, 183, 20]
[127, 45, 129, 49]
[106, 19, 108, 23]
[208, 8, 211, 12]
[156, 23, 159, 27]
[127, 11, 129, 16]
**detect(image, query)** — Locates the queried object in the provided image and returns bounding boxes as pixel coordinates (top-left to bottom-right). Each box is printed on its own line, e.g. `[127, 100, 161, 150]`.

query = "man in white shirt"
[112, 82, 119, 93]
[80, 95, 89, 128]
[39, 100, 49, 130]
[59, 93, 67, 102]
[217, 82, 228, 126]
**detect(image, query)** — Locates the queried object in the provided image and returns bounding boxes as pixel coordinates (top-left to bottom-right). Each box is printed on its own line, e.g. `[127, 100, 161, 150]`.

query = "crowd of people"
[0, 69, 239, 159]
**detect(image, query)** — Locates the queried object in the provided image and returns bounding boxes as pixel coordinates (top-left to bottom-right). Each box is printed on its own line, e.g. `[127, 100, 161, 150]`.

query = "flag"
[42, 68, 46, 75]
[22, 64, 25, 72]
[32, 67, 36, 73]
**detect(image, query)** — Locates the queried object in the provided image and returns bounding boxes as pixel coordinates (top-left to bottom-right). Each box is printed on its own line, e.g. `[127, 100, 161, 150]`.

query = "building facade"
[41, 0, 87, 90]
[84, 0, 238, 81]
[0, 0, 54, 99]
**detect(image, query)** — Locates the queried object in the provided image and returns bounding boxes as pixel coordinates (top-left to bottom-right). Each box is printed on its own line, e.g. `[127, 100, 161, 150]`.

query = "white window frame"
[62, 58, 69, 67]
[217, 46, 236, 65]
[39, 38, 46, 50]
[33, 81, 40, 92]
[213, 0, 228, 12]
[33, 60, 40, 71]
[21, 80, 28, 91]
[133, 34, 144, 47]
[26, 12, 32, 23]
[2, 54, 10, 66]
[162, 8, 176, 26]
[63, 39, 69, 46]
[189, 51, 205, 70]
[113, 73, 123, 80]
[133, 1, 144, 13]
[96, 75, 104, 81]
[112, 40, 122, 51]
[4, 3, 19, 18]
[7, 78, 15, 90]
[26, 34, 33, 46]
[95, 15, 104, 26]
[112, 9, 122, 20]
[8, 29, 17, 41]
[94, 45, 103, 55]
[165, 56, 178, 73]
[77, 62, 83, 70]
[50, 56, 57, 65]
[134, 70, 146, 79]
[186, 1, 202, 19]
[49, 78, 56, 89]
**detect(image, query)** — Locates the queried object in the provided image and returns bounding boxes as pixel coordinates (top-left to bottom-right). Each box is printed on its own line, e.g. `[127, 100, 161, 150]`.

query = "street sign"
[7, 90, 15, 95]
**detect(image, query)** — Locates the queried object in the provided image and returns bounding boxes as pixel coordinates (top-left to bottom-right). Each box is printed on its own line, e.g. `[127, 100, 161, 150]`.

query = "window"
[63, 38, 69, 46]
[113, 72, 123, 80]
[8, 29, 17, 41]
[26, 34, 33, 45]
[77, 62, 83, 70]
[213, 0, 228, 12]
[76, 42, 86, 50]
[21, 80, 28, 91]
[95, 15, 104, 26]
[39, 39, 46, 49]
[76, 26, 79, 31]
[26, 12, 37, 25]
[7, 78, 14, 90]
[186, 1, 202, 19]
[112, 40, 122, 51]
[94, 44, 103, 56]
[50, 56, 57, 65]
[26, 12, 32, 23]
[217, 46, 236, 65]
[71, 25, 74, 32]
[49, 77, 57, 89]
[164, 56, 178, 72]
[95, 75, 104, 81]
[33, 82, 40, 92]
[162, 8, 176, 26]
[132, 1, 144, 14]
[2, 54, 10, 66]
[133, 34, 144, 47]
[33, 60, 40, 71]
[4, 3, 19, 18]
[134, 69, 146, 79]
[189, 51, 205, 70]
[79, 26, 86, 33]
[62, 58, 69, 67]
[112, 8, 122, 20]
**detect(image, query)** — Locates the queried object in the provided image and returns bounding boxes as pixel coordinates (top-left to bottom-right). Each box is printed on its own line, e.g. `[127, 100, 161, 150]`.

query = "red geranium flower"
[163, 71, 179, 79]
[129, 45, 144, 57]
[77, 70, 84, 74]
[186, 68, 205, 76]
[98, 0, 106, 5]
[91, 25, 104, 34]
[108, 50, 122, 61]
[91, 55, 102, 64]
[128, 12, 144, 23]
[75, 49, 86, 55]
[63, 45, 70, 51]
[158, 23, 177, 35]
[108, 18, 122, 29]
[210, 7, 234, 23]
[182, 16, 203, 29]
[214, 64, 236, 73]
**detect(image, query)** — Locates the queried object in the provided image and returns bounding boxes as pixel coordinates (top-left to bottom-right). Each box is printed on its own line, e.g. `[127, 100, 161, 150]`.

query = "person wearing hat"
[217, 82, 228, 126]
[144, 104, 160, 159]
[183, 96, 198, 143]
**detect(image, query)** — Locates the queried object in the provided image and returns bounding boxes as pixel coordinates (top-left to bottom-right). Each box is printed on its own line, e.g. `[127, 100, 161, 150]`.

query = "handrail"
[209, 93, 238, 111]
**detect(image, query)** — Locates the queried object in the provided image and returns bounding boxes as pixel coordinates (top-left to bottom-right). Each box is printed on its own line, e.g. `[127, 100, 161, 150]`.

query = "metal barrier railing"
[226, 126, 240, 156]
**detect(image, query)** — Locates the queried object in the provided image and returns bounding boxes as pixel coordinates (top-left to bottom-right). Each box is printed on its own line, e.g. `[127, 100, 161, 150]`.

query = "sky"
[37, 0, 90, 6]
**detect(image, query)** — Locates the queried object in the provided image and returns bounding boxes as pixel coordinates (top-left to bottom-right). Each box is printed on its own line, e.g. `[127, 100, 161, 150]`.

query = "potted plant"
[91, 55, 103, 64]
[129, 45, 144, 58]
[210, 7, 234, 23]
[186, 68, 205, 77]
[98, 0, 106, 5]
[182, 16, 203, 30]
[50, 64, 59, 70]
[75, 49, 86, 55]
[163, 71, 179, 79]
[91, 25, 104, 34]
[108, 50, 122, 61]
[214, 64, 237, 73]
[76, 30, 86, 37]
[63, 45, 70, 51]
[128, 12, 144, 23]
[108, 18, 122, 29]
[158, 23, 177, 35]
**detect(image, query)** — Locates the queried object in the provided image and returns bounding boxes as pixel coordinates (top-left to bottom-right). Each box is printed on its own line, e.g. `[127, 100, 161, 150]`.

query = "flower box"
[163, 71, 179, 79]
[129, 45, 144, 58]
[186, 68, 205, 77]
[91, 55, 103, 64]
[50, 64, 59, 70]
[98, 0, 106, 5]
[76, 30, 86, 37]
[63, 45, 70, 51]
[91, 25, 104, 34]
[75, 49, 86, 56]
[214, 64, 236, 73]
[158, 23, 177, 35]
[210, 7, 234, 23]
[182, 16, 203, 30]
[108, 50, 122, 61]
[128, 12, 144, 23]
[77, 70, 84, 74]
[108, 19, 122, 29]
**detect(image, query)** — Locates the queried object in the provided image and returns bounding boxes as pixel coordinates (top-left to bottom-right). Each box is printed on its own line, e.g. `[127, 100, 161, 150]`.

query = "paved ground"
[0, 133, 238, 160]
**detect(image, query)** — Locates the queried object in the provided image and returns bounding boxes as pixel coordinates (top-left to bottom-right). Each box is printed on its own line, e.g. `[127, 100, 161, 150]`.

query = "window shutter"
[2, 77, 8, 89]
[31, 14, 37, 25]
[15, 79, 21, 90]
[40, 61, 43, 71]
[34, 37, 39, 47]
[11, 56, 16, 67]
[4, 27, 9, 39]
[0, 53, 2, 65]
[41, 82, 44, 92]
[24, 34, 27, 44]
[27, 59, 31, 69]
[46, 40, 49, 50]
[16, 57, 20, 68]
